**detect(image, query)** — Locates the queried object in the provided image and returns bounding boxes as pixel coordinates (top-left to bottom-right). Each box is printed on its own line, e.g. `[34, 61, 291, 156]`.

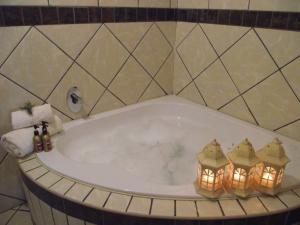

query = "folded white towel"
[1, 115, 63, 158]
[11, 104, 55, 130]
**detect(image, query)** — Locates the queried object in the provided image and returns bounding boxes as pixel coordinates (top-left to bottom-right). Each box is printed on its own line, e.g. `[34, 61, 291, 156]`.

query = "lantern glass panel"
[261, 166, 276, 188]
[215, 169, 224, 190]
[276, 168, 284, 185]
[201, 169, 215, 191]
[232, 168, 247, 189]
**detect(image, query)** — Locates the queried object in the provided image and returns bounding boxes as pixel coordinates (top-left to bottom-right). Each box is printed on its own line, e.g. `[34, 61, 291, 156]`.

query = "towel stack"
[0, 104, 63, 158]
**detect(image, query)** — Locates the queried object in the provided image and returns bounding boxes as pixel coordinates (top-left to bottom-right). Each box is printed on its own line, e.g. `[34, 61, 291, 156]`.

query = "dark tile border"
[0, 6, 299, 31]
[21, 170, 300, 225]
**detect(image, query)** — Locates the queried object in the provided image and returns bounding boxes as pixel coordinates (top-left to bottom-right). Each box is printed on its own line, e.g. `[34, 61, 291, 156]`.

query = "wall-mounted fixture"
[195, 139, 228, 199]
[255, 138, 290, 195]
[67, 87, 82, 113]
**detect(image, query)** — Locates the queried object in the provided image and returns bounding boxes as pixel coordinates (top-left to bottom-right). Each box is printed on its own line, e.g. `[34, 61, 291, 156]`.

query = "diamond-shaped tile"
[0, 28, 72, 99]
[221, 30, 277, 93]
[195, 60, 239, 109]
[243, 72, 300, 130]
[155, 52, 174, 94]
[77, 25, 129, 86]
[109, 57, 151, 105]
[177, 25, 218, 78]
[106, 22, 151, 52]
[256, 28, 300, 67]
[282, 57, 300, 99]
[90, 90, 125, 115]
[178, 82, 205, 105]
[133, 25, 172, 76]
[201, 24, 249, 55]
[47, 63, 105, 119]
[175, 22, 197, 46]
[276, 120, 300, 141]
[37, 24, 101, 58]
[156, 22, 177, 46]
[0, 26, 30, 65]
[139, 81, 165, 102]
[173, 53, 192, 94]
[0, 75, 42, 134]
[219, 97, 256, 124]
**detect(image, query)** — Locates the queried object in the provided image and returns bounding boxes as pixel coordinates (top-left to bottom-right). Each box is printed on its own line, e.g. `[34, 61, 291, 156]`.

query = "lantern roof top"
[197, 139, 229, 168]
[227, 139, 260, 167]
[256, 138, 290, 167]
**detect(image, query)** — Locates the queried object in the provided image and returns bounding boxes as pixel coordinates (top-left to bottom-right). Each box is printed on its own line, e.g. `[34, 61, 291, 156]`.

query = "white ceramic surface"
[38, 96, 300, 197]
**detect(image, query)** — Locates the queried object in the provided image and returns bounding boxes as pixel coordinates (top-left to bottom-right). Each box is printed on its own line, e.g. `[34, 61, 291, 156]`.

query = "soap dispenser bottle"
[33, 125, 43, 152]
[42, 121, 52, 152]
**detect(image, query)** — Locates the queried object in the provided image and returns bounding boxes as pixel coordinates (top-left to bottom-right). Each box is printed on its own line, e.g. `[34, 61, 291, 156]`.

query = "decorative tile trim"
[0, 6, 299, 31]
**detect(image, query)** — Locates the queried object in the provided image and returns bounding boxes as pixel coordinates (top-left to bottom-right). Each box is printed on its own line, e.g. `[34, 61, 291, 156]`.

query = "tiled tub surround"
[20, 154, 300, 225]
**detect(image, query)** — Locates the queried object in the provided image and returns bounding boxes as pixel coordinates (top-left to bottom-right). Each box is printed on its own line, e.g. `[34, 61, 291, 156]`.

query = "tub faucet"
[70, 92, 81, 104]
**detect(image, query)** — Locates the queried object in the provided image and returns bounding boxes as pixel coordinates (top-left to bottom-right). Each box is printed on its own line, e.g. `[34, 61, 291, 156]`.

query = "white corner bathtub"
[38, 96, 300, 198]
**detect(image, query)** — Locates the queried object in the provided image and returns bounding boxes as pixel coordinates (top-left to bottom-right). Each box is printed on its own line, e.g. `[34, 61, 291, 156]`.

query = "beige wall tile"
[196, 200, 223, 217]
[39, 200, 55, 225]
[178, 0, 208, 9]
[176, 200, 197, 217]
[37, 24, 100, 59]
[239, 197, 267, 215]
[243, 72, 300, 130]
[277, 191, 300, 207]
[0, 0, 48, 6]
[155, 52, 174, 94]
[177, 25, 217, 78]
[256, 28, 300, 67]
[276, 120, 300, 142]
[210, 0, 248, 9]
[7, 210, 32, 225]
[20, 159, 41, 172]
[27, 167, 48, 180]
[139, 0, 170, 8]
[29, 192, 44, 225]
[65, 183, 92, 202]
[106, 22, 151, 52]
[52, 208, 68, 225]
[282, 57, 300, 99]
[201, 24, 249, 55]
[195, 60, 239, 109]
[109, 57, 151, 104]
[219, 199, 245, 216]
[77, 26, 129, 86]
[170, 0, 177, 8]
[84, 189, 110, 207]
[221, 30, 277, 92]
[0, 26, 30, 65]
[68, 216, 85, 225]
[175, 22, 197, 47]
[0, 210, 14, 224]
[250, 0, 300, 12]
[105, 193, 131, 212]
[139, 82, 165, 101]
[49, 0, 97, 6]
[219, 97, 256, 124]
[151, 199, 174, 216]
[36, 172, 61, 188]
[133, 25, 172, 76]
[90, 91, 125, 115]
[100, 0, 137, 7]
[156, 22, 177, 46]
[0, 28, 72, 99]
[0, 75, 42, 134]
[50, 178, 74, 195]
[47, 63, 105, 119]
[173, 53, 192, 94]
[127, 197, 151, 214]
[258, 196, 286, 212]
[178, 82, 205, 105]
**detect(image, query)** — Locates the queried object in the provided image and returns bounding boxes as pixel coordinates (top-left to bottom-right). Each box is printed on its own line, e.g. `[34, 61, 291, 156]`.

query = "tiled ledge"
[18, 154, 300, 224]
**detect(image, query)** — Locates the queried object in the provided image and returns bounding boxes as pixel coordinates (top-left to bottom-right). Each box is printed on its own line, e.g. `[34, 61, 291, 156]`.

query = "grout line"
[274, 118, 300, 131]
[125, 196, 133, 212]
[217, 200, 225, 216]
[0, 192, 26, 202]
[63, 182, 76, 196]
[275, 195, 289, 208]
[0, 26, 32, 70]
[194, 200, 199, 217]
[34, 170, 49, 181]
[174, 200, 176, 216]
[4, 205, 20, 225]
[257, 196, 270, 212]
[24, 164, 43, 173]
[82, 187, 94, 203]
[248, 0, 251, 10]
[149, 198, 153, 215]
[253, 28, 300, 102]
[0, 152, 8, 165]
[154, 22, 174, 49]
[50, 105, 74, 120]
[48, 177, 64, 189]
[102, 192, 112, 208]
[236, 199, 247, 215]
[175, 23, 198, 48]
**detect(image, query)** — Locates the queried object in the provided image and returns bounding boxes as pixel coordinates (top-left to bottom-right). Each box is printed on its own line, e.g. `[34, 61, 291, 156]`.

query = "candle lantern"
[255, 138, 290, 195]
[226, 139, 260, 198]
[195, 139, 229, 198]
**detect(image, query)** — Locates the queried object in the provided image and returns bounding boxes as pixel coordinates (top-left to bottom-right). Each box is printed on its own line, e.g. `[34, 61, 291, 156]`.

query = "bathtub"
[38, 96, 300, 198]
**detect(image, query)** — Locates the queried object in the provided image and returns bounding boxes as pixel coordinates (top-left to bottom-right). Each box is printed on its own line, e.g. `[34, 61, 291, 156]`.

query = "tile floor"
[0, 204, 33, 225]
